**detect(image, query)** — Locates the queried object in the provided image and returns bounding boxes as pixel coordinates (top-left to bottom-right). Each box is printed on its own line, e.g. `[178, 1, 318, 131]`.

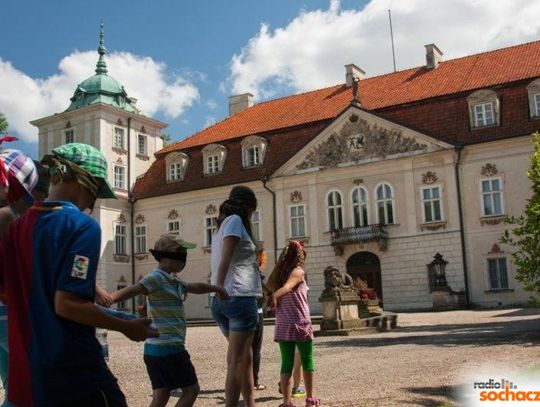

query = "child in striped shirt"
[112, 234, 228, 407]
[270, 240, 320, 407]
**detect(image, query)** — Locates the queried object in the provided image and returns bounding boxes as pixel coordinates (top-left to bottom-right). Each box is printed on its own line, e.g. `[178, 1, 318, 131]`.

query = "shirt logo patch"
[71, 255, 89, 280]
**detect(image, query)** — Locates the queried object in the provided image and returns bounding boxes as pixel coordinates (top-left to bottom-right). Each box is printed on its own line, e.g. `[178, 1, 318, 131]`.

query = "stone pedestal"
[319, 291, 362, 331]
[432, 286, 466, 309]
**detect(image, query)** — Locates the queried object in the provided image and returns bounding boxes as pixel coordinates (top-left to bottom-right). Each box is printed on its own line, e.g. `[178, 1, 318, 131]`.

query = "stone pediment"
[296, 114, 434, 171]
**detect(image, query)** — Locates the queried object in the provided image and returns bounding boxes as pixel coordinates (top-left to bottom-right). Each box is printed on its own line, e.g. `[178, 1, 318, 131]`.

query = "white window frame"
[289, 204, 307, 238]
[535, 93, 540, 117]
[113, 164, 126, 190]
[167, 220, 181, 235]
[375, 183, 395, 225]
[474, 102, 495, 127]
[421, 185, 443, 223]
[351, 186, 370, 227]
[326, 189, 344, 231]
[64, 128, 74, 144]
[480, 177, 504, 217]
[114, 223, 127, 255]
[206, 155, 220, 174]
[170, 162, 182, 181]
[252, 210, 262, 242]
[135, 225, 147, 254]
[113, 126, 125, 150]
[137, 134, 147, 156]
[204, 216, 218, 247]
[487, 257, 509, 290]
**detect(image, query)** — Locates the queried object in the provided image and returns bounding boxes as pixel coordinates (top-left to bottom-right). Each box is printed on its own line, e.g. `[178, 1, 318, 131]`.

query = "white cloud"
[227, 0, 540, 99]
[204, 116, 217, 127]
[0, 51, 199, 143]
[206, 99, 218, 110]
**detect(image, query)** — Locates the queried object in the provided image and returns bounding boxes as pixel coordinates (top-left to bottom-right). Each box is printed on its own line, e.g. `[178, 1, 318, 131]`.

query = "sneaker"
[170, 388, 182, 398]
[291, 385, 306, 398]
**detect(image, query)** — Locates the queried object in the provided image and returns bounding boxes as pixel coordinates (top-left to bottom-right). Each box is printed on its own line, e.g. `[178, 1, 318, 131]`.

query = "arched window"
[467, 89, 500, 128]
[327, 190, 344, 231]
[376, 183, 394, 225]
[527, 78, 540, 118]
[351, 186, 369, 227]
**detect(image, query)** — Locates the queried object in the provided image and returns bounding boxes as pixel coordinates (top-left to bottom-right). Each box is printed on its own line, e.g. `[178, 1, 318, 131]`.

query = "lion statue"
[321, 266, 354, 297]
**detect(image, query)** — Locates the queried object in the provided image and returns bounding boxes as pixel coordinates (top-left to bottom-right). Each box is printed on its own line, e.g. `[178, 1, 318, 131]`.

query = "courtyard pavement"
[106, 308, 540, 406]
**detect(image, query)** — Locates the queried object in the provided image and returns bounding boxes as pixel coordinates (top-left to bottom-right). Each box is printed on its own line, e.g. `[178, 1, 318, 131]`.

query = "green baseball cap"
[154, 234, 197, 252]
[51, 143, 116, 199]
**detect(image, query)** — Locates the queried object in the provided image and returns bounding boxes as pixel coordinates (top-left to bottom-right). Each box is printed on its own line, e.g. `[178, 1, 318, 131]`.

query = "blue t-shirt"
[0, 201, 116, 406]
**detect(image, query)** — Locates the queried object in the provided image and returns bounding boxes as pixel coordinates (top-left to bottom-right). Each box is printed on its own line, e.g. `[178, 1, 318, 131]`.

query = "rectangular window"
[247, 146, 260, 167]
[117, 284, 127, 309]
[207, 155, 219, 174]
[535, 94, 540, 117]
[481, 178, 503, 216]
[290, 205, 306, 238]
[138, 135, 147, 156]
[474, 103, 495, 127]
[422, 186, 442, 222]
[115, 224, 127, 255]
[167, 220, 180, 235]
[487, 258, 509, 289]
[135, 225, 146, 254]
[204, 216, 218, 246]
[64, 129, 74, 144]
[114, 127, 125, 149]
[170, 162, 182, 181]
[252, 210, 261, 241]
[113, 165, 126, 190]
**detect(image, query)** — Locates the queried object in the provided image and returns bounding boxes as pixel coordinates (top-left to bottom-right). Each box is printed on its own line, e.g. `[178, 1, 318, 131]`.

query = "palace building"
[32, 28, 540, 318]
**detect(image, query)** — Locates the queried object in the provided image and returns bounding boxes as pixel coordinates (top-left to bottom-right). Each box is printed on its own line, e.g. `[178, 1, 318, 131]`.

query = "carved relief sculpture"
[290, 191, 303, 203]
[481, 163, 498, 177]
[422, 171, 438, 185]
[297, 118, 428, 170]
[135, 214, 145, 224]
[168, 209, 179, 220]
[205, 204, 217, 215]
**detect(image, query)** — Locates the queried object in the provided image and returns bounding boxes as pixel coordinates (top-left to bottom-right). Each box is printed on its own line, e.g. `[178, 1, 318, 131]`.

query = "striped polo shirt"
[140, 269, 188, 356]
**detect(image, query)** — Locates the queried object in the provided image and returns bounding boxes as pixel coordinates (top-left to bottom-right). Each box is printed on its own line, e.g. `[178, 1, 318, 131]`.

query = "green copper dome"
[66, 23, 139, 114]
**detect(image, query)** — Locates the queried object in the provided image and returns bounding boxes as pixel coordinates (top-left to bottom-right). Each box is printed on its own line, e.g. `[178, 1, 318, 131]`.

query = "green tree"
[0, 112, 8, 134]
[501, 132, 540, 300]
[160, 133, 171, 145]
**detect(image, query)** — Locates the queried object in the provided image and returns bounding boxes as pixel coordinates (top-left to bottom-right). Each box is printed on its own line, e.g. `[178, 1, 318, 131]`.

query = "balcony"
[331, 224, 388, 255]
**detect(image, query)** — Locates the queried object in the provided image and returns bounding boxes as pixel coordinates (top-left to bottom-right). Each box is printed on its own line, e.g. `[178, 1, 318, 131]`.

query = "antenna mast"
[388, 9, 397, 72]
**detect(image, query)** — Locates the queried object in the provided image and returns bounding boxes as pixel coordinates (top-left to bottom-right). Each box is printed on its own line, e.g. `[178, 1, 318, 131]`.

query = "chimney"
[425, 44, 443, 69]
[228, 93, 254, 116]
[345, 64, 365, 87]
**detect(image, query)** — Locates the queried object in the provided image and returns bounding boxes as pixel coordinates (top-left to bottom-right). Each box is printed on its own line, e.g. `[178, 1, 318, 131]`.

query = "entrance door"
[346, 252, 383, 301]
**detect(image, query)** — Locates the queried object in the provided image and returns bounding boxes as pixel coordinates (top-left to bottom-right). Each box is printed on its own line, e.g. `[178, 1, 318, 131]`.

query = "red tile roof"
[160, 40, 540, 154]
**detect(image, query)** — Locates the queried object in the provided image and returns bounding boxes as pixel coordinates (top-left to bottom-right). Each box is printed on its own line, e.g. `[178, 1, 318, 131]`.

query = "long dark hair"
[216, 185, 257, 240]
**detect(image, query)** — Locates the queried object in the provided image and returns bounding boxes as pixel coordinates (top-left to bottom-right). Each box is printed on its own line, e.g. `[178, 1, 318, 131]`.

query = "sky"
[1, 0, 540, 159]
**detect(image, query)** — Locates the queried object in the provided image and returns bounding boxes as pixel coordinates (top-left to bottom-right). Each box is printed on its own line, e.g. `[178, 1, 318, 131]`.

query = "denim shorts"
[211, 296, 259, 336]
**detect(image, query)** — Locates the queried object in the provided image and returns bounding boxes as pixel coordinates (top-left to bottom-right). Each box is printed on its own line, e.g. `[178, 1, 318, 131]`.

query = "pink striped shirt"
[274, 276, 313, 342]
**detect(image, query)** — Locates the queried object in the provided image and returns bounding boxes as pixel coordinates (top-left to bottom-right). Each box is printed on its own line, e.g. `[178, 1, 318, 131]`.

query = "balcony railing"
[331, 224, 388, 254]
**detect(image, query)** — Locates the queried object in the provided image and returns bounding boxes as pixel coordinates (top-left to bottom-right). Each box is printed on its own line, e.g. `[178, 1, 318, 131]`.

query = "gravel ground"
[106, 308, 540, 407]
[2, 308, 539, 406]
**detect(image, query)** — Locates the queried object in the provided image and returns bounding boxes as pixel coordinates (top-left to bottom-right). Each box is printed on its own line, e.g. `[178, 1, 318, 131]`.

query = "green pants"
[278, 341, 314, 374]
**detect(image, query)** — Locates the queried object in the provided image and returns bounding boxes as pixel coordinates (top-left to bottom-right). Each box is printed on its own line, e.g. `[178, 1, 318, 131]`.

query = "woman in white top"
[211, 185, 262, 407]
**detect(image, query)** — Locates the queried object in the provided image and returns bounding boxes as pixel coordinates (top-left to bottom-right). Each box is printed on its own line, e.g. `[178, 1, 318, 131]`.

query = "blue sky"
[2, 0, 539, 158]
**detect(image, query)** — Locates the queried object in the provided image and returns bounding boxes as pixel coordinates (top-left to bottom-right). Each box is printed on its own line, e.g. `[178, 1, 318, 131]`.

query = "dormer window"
[166, 152, 189, 182]
[527, 79, 540, 118]
[202, 144, 227, 175]
[467, 90, 500, 129]
[241, 136, 267, 168]
[474, 103, 495, 127]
